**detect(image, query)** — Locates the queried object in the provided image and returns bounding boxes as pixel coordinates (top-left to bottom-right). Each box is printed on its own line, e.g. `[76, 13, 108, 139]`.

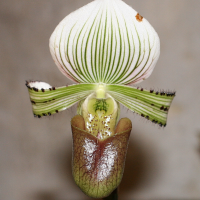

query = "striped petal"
[25, 81, 96, 117]
[106, 84, 175, 127]
[49, 0, 160, 85]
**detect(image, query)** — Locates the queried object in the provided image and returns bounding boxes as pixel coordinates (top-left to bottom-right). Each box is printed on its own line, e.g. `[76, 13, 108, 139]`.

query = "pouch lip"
[71, 123, 132, 141]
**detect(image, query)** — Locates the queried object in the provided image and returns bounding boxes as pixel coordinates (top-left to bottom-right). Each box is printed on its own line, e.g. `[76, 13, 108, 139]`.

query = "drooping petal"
[106, 84, 175, 127]
[49, 0, 160, 84]
[25, 81, 96, 117]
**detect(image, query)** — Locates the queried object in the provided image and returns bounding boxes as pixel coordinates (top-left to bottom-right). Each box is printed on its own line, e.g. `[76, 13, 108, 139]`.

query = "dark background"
[1, 0, 200, 199]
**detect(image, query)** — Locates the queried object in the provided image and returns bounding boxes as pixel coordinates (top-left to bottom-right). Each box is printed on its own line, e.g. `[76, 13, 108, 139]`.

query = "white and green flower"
[26, 0, 176, 198]
[26, 0, 175, 127]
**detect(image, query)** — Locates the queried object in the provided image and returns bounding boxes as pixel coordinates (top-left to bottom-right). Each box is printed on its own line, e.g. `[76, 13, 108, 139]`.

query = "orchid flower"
[26, 0, 175, 198]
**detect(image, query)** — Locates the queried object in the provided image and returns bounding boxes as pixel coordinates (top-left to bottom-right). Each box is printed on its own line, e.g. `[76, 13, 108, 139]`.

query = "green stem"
[103, 188, 118, 200]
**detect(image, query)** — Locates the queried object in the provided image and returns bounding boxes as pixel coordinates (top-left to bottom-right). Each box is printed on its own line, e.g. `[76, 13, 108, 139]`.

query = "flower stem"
[103, 188, 118, 200]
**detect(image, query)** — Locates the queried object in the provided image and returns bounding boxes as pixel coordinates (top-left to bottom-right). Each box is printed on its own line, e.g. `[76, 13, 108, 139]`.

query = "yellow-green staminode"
[78, 92, 119, 140]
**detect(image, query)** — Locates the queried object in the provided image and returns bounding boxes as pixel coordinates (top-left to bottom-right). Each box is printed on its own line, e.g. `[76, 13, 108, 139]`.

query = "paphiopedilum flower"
[26, 0, 175, 198]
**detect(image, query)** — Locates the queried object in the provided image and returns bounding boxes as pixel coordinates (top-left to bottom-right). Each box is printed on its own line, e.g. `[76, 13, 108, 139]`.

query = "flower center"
[78, 93, 119, 140]
[96, 84, 106, 99]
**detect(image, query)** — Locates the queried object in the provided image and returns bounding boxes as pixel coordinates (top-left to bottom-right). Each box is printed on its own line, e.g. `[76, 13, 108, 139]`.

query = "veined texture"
[50, 0, 160, 85]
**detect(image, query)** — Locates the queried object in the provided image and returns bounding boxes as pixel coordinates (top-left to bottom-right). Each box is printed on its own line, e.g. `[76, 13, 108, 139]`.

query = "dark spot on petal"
[160, 106, 164, 110]
[55, 110, 58, 113]
[146, 116, 149, 120]
[49, 88, 52, 91]
[41, 88, 45, 92]
[160, 92, 166, 96]
[52, 87, 55, 90]
[38, 115, 41, 118]
[31, 100, 36, 104]
[141, 114, 145, 117]
[25, 82, 31, 89]
[164, 107, 168, 111]
[164, 124, 167, 127]
[141, 88, 143, 91]
[156, 91, 159, 95]
[43, 113, 47, 116]
[151, 104, 154, 106]
[48, 112, 51, 116]
[150, 89, 154, 93]
[136, 13, 143, 22]
[167, 92, 176, 97]
[159, 123, 163, 127]
[33, 87, 38, 92]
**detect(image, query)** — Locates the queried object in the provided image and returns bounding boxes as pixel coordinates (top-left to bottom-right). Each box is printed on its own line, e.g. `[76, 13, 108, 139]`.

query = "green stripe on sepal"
[26, 82, 96, 117]
[106, 84, 175, 127]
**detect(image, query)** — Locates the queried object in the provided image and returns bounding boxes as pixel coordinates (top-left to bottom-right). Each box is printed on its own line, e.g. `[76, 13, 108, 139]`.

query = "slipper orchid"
[26, 0, 175, 198]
